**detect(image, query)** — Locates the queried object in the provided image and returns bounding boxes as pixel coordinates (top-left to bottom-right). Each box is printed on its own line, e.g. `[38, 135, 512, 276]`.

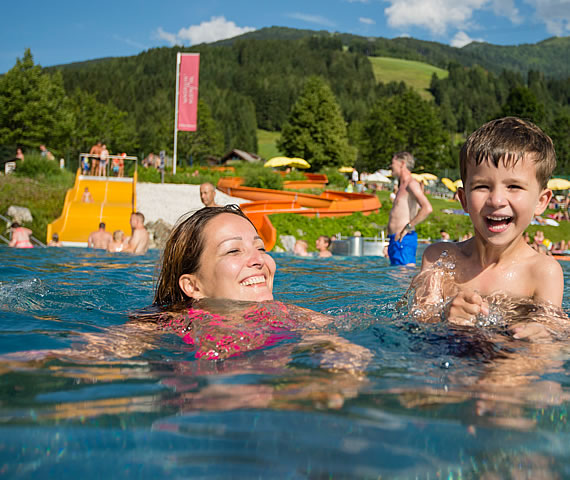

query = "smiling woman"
[154, 205, 274, 306]
[153, 205, 371, 367]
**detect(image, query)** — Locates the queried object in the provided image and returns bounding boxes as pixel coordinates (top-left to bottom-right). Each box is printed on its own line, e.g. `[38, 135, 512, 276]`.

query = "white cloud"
[490, 0, 522, 23]
[384, 0, 488, 35]
[156, 17, 256, 46]
[525, 0, 570, 35]
[450, 30, 483, 47]
[286, 13, 336, 27]
[359, 17, 376, 25]
[155, 27, 178, 45]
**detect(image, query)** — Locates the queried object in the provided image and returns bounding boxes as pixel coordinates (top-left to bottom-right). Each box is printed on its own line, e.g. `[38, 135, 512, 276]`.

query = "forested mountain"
[54, 36, 376, 156]
[215, 26, 570, 78]
[2, 27, 568, 174]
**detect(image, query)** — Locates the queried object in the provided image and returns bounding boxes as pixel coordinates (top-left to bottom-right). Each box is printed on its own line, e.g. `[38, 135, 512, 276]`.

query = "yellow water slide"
[47, 170, 137, 246]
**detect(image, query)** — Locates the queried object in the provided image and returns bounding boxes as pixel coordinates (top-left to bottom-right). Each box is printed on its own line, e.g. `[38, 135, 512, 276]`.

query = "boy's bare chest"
[453, 261, 533, 298]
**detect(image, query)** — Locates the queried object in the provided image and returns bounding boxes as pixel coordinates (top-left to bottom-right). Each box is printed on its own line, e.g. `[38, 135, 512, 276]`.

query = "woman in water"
[0, 206, 370, 414]
[152, 204, 370, 367]
[9, 222, 34, 248]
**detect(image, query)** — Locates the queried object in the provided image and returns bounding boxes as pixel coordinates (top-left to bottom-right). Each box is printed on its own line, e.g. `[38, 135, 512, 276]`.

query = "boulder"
[7, 206, 33, 224]
[146, 219, 173, 250]
[279, 234, 296, 253]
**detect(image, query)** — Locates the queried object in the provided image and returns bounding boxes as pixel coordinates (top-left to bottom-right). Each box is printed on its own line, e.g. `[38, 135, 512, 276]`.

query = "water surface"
[1, 246, 569, 479]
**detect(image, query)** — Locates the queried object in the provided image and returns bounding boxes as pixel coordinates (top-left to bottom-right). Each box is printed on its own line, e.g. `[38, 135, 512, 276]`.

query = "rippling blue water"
[1, 246, 570, 479]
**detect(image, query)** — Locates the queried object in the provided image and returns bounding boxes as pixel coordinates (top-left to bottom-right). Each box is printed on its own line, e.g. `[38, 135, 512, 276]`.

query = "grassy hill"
[369, 56, 448, 99]
[257, 130, 283, 161]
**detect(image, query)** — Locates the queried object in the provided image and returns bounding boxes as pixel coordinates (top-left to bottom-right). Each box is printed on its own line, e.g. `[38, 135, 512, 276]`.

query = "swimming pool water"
[1, 246, 570, 479]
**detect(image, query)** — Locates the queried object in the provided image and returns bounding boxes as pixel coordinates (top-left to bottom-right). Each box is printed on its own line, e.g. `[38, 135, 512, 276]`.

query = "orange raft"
[217, 176, 381, 251]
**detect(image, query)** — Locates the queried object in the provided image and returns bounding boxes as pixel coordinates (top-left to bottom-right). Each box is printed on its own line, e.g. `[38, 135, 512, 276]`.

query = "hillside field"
[257, 129, 283, 161]
[369, 56, 449, 99]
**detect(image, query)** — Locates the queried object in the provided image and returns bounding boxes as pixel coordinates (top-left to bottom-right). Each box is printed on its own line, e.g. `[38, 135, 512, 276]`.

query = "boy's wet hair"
[460, 116, 556, 190]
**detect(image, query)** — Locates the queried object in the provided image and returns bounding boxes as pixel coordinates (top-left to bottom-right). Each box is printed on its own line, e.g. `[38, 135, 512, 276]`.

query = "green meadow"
[369, 56, 449, 99]
[257, 129, 283, 161]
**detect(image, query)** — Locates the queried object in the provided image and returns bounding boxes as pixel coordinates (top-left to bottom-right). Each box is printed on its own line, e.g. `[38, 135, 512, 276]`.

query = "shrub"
[242, 163, 283, 190]
[284, 170, 307, 181]
[14, 153, 63, 179]
[320, 166, 348, 189]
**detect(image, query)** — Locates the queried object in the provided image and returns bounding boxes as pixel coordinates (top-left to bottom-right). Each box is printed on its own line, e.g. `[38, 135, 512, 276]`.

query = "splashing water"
[401, 250, 569, 338]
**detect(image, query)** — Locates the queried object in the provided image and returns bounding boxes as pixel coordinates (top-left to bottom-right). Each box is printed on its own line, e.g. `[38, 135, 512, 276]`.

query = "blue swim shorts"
[387, 231, 418, 266]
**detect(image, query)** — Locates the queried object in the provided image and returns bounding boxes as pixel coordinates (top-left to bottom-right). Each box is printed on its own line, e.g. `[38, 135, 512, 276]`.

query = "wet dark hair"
[10, 222, 20, 229]
[52, 233, 59, 241]
[99, 222, 106, 229]
[318, 235, 331, 248]
[153, 205, 256, 307]
[460, 116, 556, 190]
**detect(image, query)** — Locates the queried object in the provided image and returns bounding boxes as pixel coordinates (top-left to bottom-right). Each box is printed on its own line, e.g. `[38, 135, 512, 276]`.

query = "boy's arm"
[533, 256, 564, 307]
[418, 242, 490, 323]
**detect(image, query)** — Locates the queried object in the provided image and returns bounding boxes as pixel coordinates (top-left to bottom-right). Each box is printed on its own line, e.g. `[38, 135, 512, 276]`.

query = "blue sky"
[2, 0, 569, 74]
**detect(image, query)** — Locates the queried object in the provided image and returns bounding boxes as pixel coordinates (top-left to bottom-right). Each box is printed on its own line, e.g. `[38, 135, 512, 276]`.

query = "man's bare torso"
[129, 228, 150, 254]
[388, 177, 420, 234]
[89, 231, 112, 249]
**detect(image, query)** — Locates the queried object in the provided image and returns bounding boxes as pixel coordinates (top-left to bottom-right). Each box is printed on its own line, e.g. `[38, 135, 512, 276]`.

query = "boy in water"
[418, 117, 563, 334]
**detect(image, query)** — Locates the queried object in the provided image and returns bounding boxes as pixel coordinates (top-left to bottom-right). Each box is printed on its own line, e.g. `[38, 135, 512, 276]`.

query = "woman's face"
[181, 213, 275, 302]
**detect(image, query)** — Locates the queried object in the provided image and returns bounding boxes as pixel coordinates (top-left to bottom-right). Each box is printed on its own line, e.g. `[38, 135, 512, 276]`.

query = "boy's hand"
[446, 292, 489, 325]
[510, 322, 552, 342]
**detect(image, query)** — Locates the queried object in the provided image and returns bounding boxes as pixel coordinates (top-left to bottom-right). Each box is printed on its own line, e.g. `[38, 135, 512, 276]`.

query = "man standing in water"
[88, 222, 113, 250]
[387, 152, 433, 266]
[123, 212, 150, 254]
[199, 182, 221, 208]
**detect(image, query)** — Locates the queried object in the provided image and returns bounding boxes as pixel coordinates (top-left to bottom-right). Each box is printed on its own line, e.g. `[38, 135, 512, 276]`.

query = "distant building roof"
[220, 149, 262, 164]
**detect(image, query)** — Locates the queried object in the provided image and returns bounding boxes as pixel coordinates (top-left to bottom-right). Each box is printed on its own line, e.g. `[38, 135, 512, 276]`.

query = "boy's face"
[458, 156, 552, 248]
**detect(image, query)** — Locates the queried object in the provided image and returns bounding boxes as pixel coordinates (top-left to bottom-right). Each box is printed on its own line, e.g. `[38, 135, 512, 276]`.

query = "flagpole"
[173, 52, 181, 175]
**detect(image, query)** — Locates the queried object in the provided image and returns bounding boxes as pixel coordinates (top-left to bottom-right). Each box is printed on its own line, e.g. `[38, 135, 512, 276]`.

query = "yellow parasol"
[421, 173, 438, 181]
[411, 173, 428, 184]
[288, 157, 311, 169]
[547, 178, 570, 190]
[264, 156, 311, 169]
[441, 177, 457, 192]
[338, 166, 354, 173]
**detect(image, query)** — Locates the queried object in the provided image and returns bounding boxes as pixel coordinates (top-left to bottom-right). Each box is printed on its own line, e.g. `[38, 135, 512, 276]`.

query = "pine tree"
[177, 100, 224, 164]
[278, 76, 354, 171]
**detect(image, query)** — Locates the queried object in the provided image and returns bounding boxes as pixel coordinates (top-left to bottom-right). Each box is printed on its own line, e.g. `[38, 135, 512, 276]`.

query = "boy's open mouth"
[486, 215, 513, 232]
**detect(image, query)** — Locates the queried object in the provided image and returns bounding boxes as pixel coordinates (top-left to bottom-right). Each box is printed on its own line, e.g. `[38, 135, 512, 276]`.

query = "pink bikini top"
[159, 302, 298, 360]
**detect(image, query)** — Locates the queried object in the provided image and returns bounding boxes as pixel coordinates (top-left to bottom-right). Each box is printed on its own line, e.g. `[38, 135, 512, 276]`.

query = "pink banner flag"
[177, 54, 200, 131]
